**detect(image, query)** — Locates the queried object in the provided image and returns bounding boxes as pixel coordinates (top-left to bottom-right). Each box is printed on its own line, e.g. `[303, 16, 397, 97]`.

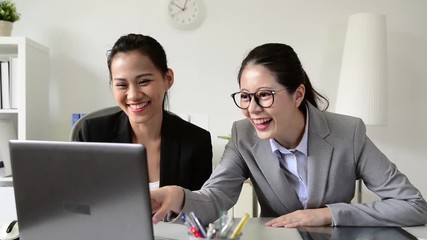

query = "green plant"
[218, 134, 231, 141]
[0, 0, 20, 22]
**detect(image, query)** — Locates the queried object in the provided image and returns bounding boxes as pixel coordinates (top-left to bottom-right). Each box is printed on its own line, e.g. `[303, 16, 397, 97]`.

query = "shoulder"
[322, 111, 366, 136]
[83, 111, 126, 127]
[77, 111, 128, 141]
[163, 111, 211, 138]
[230, 118, 259, 146]
[233, 118, 255, 132]
[307, 103, 365, 138]
[323, 111, 363, 126]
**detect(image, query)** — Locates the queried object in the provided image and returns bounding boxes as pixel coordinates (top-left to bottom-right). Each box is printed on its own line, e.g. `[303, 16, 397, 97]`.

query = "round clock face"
[168, 0, 205, 30]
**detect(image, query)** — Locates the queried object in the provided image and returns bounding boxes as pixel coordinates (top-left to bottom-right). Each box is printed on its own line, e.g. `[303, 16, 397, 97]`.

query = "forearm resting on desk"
[265, 207, 333, 228]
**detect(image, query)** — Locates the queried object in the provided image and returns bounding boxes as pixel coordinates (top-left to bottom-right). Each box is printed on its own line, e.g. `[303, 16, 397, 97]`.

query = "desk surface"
[0, 177, 13, 187]
[153, 218, 427, 240]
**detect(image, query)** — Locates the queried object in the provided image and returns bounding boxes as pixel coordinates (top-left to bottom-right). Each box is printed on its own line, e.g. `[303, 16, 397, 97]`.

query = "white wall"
[12, 0, 427, 200]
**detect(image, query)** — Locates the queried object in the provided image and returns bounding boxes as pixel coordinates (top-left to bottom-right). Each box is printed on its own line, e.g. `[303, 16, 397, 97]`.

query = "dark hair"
[237, 43, 329, 111]
[107, 33, 169, 81]
[107, 33, 170, 109]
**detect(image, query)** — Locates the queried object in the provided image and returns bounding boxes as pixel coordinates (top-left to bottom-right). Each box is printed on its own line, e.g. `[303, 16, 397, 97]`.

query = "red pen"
[190, 226, 202, 238]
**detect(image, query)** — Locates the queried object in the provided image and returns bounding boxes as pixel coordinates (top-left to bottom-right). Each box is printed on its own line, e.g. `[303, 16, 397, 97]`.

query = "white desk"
[0, 180, 17, 225]
[0, 177, 13, 187]
[153, 218, 427, 240]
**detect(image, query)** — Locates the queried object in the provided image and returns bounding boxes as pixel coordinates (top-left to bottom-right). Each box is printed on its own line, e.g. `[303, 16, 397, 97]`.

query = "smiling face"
[110, 50, 173, 125]
[239, 64, 305, 148]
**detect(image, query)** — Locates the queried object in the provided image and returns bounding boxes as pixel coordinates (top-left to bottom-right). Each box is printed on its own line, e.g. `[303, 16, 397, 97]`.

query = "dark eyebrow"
[112, 73, 154, 82]
[136, 73, 154, 78]
[112, 77, 126, 81]
[240, 87, 275, 92]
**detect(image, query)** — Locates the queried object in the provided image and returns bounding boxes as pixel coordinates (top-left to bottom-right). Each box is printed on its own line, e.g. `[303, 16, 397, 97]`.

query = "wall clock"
[167, 0, 206, 30]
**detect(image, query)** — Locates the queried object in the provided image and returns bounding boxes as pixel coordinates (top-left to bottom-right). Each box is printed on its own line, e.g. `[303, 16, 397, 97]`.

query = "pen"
[181, 213, 192, 228]
[219, 217, 234, 237]
[183, 213, 203, 238]
[229, 213, 249, 239]
[183, 213, 198, 237]
[189, 226, 202, 238]
[184, 212, 197, 228]
[206, 223, 214, 238]
[189, 212, 207, 238]
[219, 211, 228, 229]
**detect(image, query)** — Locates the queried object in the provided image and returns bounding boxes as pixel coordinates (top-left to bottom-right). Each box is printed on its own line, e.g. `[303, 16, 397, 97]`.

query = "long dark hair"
[237, 43, 329, 111]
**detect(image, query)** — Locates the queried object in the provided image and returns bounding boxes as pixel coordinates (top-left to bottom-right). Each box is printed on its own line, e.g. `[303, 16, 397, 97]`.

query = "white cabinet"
[0, 37, 49, 222]
[0, 187, 16, 225]
[0, 37, 50, 177]
[0, 37, 50, 139]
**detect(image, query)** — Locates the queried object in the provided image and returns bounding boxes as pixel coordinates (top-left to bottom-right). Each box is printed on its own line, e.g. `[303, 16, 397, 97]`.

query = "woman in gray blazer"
[151, 43, 427, 227]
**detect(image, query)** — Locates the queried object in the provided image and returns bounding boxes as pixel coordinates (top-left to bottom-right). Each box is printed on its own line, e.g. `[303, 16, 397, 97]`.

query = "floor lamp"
[335, 13, 388, 203]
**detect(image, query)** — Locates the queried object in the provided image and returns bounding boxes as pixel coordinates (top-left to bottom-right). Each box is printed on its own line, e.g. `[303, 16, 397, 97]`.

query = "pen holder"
[188, 233, 242, 240]
[183, 211, 248, 240]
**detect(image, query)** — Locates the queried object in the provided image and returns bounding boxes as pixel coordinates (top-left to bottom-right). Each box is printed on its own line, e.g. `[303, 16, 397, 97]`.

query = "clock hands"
[171, 0, 189, 12]
[171, 2, 184, 11]
[170, 0, 190, 18]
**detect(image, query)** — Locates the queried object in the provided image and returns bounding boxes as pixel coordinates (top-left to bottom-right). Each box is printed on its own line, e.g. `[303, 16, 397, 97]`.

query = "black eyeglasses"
[230, 89, 287, 109]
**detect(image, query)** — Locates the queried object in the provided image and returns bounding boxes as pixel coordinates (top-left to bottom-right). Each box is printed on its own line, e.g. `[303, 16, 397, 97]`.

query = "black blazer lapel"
[159, 112, 180, 187]
[111, 112, 133, 143]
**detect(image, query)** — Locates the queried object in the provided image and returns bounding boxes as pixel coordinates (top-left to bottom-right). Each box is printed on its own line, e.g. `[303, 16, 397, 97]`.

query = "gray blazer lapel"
[254, 140, 303, 212]
[306, 104, 333, 208]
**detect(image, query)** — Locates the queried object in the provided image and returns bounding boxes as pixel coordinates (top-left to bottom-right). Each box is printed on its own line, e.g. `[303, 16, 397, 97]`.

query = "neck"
[275, 109, 306, 149]
[131, 112, 163, 145]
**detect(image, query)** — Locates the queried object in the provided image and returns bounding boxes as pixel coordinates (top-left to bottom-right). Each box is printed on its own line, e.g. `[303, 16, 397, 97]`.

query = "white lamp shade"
[335, 13, 388, 125]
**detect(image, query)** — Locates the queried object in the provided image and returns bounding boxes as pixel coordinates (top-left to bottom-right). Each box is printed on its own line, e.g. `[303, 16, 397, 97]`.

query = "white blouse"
[149, 181, 160, 191]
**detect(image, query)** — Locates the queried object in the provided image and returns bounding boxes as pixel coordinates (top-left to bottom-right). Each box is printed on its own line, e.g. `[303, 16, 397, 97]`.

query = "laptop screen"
[10, 140, 155, 240]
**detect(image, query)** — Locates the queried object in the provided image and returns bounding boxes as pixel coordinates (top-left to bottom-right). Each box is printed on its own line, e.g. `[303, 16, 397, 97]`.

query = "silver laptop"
[9, 140, 156, 240]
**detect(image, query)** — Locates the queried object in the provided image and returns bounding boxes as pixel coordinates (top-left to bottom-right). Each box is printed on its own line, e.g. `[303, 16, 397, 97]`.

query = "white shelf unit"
[0, 37, 50, 178]
[0, 177, 12, 186]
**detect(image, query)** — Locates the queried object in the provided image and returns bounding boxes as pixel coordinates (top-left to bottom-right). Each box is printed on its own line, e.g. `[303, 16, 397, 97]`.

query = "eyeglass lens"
[233, 90, 275, 109]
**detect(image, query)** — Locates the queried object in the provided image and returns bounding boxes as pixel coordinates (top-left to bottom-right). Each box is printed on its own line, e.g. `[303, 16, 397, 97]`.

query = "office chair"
[69, 106, 122, 141]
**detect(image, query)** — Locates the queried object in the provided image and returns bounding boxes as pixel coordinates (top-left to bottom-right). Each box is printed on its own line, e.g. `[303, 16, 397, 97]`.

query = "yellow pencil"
[229, 213, 250, 239]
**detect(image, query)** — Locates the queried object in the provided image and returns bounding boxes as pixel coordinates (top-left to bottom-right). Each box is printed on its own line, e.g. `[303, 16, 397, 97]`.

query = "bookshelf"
[0, 37, 50, 178]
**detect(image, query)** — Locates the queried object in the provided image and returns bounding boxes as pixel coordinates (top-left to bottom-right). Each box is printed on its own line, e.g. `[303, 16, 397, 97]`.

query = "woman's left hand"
[265, 207, 332, 228]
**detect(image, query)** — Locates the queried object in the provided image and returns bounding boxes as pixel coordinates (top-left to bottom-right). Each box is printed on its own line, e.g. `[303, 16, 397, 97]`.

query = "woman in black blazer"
[75, 34, 212, 191]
